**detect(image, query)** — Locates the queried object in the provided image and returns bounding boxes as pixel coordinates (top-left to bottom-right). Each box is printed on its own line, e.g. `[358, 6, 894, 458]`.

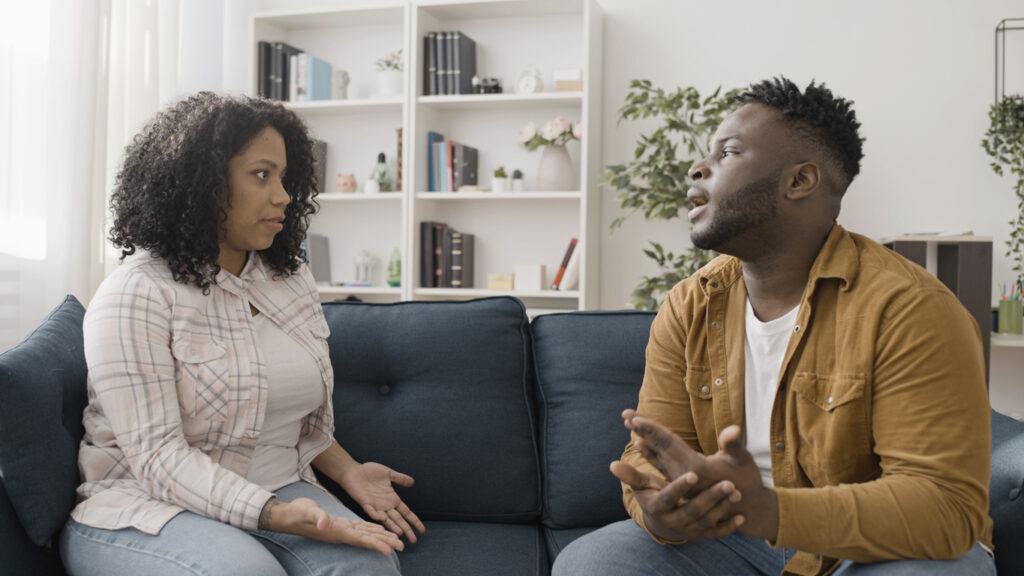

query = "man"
[552, 77, 995, 576]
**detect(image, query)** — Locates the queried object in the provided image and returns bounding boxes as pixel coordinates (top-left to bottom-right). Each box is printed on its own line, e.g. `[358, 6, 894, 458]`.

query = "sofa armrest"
[991, 409, 1024, 575]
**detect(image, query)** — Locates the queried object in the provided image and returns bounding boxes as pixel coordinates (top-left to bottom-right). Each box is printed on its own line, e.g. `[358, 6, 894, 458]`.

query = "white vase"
[536, 144, 574, 191]
[377, 70, 403, 97]
[492, 177, 508, 193]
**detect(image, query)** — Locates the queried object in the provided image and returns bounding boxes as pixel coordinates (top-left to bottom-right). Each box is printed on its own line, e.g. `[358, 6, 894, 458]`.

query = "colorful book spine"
[551, 237, 578, 290]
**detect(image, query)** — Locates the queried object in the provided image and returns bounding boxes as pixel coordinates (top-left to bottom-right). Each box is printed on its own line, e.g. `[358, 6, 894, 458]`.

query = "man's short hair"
[737, 77, 865, 190]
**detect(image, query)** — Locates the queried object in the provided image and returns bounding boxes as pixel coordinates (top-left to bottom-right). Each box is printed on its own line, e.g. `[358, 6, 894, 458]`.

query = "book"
[451, 31, 476, 95]
[274, 42, 304, 101]
[551, 237, 578, 290]
[560, 241, 581, 290]
[435, 32, 447, 95]
[306, 54, 332, 101]
[452, 143, 478, 189]
[257, 41, 272, 97]
[450, 232, 474, 288]
[433, 222, 448, 287]
[424, 32, 437, 95]
[396, 128, 403, 192]
[441, 227, 454, 288]
[295, 52, 308, 101]
[427, 131, 444, 191]
[311, 139, 327, 194]
[446, 31, 457, 94]
[288, 53, 299, 101]
[446, 139, 456, 193]
[432, 141, 447, 192]
[420, 221, 441, 287]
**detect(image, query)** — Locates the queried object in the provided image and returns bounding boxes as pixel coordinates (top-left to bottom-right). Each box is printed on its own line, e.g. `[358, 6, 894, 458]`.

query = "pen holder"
[999, 299, 1023, 334]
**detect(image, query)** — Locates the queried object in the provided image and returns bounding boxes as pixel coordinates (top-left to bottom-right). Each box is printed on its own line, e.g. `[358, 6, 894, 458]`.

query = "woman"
[61, 92, 425, 575]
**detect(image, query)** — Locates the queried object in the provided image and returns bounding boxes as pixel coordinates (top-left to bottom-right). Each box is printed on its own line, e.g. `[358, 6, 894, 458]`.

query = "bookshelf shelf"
[287, 98, 404, 116]
[318, 193, 404, 202]
[992, 333, 1024, 348]
[417, 92, 583, 110]
[415, 191, 581, 200]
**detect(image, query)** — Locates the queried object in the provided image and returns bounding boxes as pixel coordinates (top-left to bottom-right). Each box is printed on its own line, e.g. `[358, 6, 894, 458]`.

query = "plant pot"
[492, 177, 508, 193]
[536, 144, 574, 191]
[377, 70, 403, 97]
[512, 178, 524, 192]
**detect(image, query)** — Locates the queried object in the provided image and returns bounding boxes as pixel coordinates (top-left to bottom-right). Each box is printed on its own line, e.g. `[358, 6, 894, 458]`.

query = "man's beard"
[691, 176, 779, 251]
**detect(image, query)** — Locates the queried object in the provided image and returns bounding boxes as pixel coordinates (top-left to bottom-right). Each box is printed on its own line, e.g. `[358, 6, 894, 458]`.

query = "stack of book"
[422, 31, 477, 95]
[420, 222, 475, 288]
[426, 131, 478, 192]
[257, 41, 333, 101]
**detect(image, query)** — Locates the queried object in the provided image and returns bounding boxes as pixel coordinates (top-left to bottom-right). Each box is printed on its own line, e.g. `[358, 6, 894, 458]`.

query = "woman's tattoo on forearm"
[258, 496, 280, 530]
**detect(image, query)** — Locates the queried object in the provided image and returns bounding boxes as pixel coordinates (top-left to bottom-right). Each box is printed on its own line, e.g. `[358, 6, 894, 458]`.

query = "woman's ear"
[786, 162, 819, 200]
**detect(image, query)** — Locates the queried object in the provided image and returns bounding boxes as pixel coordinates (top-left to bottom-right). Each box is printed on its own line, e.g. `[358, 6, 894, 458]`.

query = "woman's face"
[218, 126, 290, 275]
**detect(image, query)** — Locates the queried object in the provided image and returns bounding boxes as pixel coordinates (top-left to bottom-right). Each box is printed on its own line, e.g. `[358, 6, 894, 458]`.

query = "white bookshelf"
[250, 0, 602, 311]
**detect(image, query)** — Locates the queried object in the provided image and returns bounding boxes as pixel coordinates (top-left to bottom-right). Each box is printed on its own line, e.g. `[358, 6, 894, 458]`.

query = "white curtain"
[0, 0, 180, 352]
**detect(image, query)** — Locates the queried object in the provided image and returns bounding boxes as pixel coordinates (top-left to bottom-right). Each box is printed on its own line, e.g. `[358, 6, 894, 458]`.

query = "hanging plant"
[982, 94, 1024, 291]
[602, 80, 742, 310]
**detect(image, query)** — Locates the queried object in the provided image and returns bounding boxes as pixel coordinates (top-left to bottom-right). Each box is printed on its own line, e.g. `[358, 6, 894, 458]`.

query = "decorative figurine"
[335, 173, 357, 194]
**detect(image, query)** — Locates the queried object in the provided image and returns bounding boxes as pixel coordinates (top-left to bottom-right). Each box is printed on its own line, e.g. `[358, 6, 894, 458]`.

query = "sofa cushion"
[399, 521, 548, 576]
[991, 409, 1024, 576]
[543, 526, 597, 563]
[323, 297, 540, 522]
[0, 295, 88, 546]
[532, 310, 655, 529]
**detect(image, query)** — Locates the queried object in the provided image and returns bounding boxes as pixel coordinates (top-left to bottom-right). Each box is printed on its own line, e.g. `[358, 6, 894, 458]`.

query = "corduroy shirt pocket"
[790, 372, 873, 485]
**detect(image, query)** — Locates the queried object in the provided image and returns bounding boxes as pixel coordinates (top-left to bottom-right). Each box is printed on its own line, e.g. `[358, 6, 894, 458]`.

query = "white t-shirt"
[743, 299, 799, 488]
[246, 312, 325, 490]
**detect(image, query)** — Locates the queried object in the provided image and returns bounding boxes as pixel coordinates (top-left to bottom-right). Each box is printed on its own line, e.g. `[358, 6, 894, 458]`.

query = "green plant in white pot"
[603, 80, 742, 310]
[982, 94, 1024, 291]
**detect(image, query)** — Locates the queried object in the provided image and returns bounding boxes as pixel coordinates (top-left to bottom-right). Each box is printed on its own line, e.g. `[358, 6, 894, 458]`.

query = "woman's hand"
[262, 497, 403, 555]
[339, 462, 427, 543]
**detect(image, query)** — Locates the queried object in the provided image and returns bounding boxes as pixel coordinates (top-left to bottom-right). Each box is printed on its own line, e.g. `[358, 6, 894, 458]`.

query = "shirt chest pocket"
[790, 373, 874, 484]
[173, 337, 232, 421]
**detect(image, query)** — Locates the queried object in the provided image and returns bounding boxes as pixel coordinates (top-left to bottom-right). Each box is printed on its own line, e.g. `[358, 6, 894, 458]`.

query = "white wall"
[204, 0, 1024, 410]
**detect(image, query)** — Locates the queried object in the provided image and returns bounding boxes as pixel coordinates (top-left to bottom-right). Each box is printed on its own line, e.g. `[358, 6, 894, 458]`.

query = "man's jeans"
[60, 481, 402, 576]
[551, 519, 995, 576]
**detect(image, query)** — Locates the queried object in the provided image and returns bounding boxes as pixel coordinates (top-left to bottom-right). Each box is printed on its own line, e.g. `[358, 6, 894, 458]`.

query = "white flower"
[572, 120, 584, 140]
[554, 116, 571, 134]
[542, 119, 562, 140]
[519, 121, 537, 143]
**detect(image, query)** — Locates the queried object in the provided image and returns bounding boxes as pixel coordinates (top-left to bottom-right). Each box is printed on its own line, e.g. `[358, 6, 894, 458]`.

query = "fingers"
[717, 425, 744, 459]
[610, 460, 668, 491]
[382, 507, 418, 543]
[345, 518, 404, 555]
[388, 469, 416, 488]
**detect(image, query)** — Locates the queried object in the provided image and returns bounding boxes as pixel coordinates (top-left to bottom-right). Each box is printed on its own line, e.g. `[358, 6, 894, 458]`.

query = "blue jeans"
[60, 482, 402, 576]
[551, 520, 995, 576]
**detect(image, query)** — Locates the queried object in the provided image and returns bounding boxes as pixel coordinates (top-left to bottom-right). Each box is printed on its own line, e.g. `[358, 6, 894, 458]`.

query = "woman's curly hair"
[109, 91, 319, 290]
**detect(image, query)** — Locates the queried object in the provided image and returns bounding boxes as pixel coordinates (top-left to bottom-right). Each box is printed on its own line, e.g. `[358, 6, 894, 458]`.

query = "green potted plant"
[602, 80, 742, 309]
[983, 94, 1024, 292]
[492, 166, 508, 193]
[375, 49, 403, 97]
[511, 169, 524, 192]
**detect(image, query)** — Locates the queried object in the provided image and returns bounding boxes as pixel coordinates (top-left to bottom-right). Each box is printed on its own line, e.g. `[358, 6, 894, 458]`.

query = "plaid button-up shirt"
[71, 252, 334, 534]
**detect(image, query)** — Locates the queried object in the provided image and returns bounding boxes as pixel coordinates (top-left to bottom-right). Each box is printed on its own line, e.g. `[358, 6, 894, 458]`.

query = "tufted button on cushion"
[379, 384, 391, 396]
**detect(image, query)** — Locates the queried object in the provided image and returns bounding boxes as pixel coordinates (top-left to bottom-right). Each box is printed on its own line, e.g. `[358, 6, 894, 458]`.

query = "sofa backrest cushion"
[990, 409, 1024, 576]
[0, 295, 88, 546]
[323, 297, 540, 522]
[532, 310, 655, 529]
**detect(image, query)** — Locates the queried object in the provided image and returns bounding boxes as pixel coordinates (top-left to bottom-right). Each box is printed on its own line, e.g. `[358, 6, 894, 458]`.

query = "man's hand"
[611, 458, 745, 542]
[261, 496, 404, 555]
[616, 409, 780, 541]
[338, 462, 427, 543]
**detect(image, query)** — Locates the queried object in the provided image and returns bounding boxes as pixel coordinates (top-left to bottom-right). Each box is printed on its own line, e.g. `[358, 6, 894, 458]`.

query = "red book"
[551, 237, 578, 290]
[447, 139, 456, 192]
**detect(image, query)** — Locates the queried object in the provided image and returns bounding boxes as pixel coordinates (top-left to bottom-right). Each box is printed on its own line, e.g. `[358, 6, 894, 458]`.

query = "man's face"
[686, 104, 789, 254]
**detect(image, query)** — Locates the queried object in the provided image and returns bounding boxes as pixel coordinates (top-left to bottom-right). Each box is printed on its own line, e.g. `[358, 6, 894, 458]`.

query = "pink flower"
[554, 116, 571, 134]
[572, 120, 583, 140]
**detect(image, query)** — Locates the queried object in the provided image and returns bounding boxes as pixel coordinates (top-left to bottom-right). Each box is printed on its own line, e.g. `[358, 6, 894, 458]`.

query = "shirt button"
[711, 321, 720, 329]
[379, 384, 391, 396]
[714, 378, 723, 386]
[794, 325, 801, 333]
[710, 282, 719, 289]
[826, 396, 834, 405]
[775, 441, 786, 452]
[700, 385, 710, 395]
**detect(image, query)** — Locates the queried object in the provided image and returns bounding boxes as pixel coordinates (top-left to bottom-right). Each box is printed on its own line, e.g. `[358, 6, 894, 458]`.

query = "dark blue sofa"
[2, 295, 1023, 575]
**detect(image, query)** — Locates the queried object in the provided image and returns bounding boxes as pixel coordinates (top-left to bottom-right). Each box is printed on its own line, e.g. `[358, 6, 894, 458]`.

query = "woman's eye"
[255, 170, 269, 181]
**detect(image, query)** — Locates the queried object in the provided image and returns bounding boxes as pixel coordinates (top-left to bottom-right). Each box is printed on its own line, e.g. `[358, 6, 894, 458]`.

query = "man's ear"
[785, 162, 819, 200]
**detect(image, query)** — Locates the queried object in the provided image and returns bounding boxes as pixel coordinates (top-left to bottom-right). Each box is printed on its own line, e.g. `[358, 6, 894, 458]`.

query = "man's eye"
[722, 148, 738, 157]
